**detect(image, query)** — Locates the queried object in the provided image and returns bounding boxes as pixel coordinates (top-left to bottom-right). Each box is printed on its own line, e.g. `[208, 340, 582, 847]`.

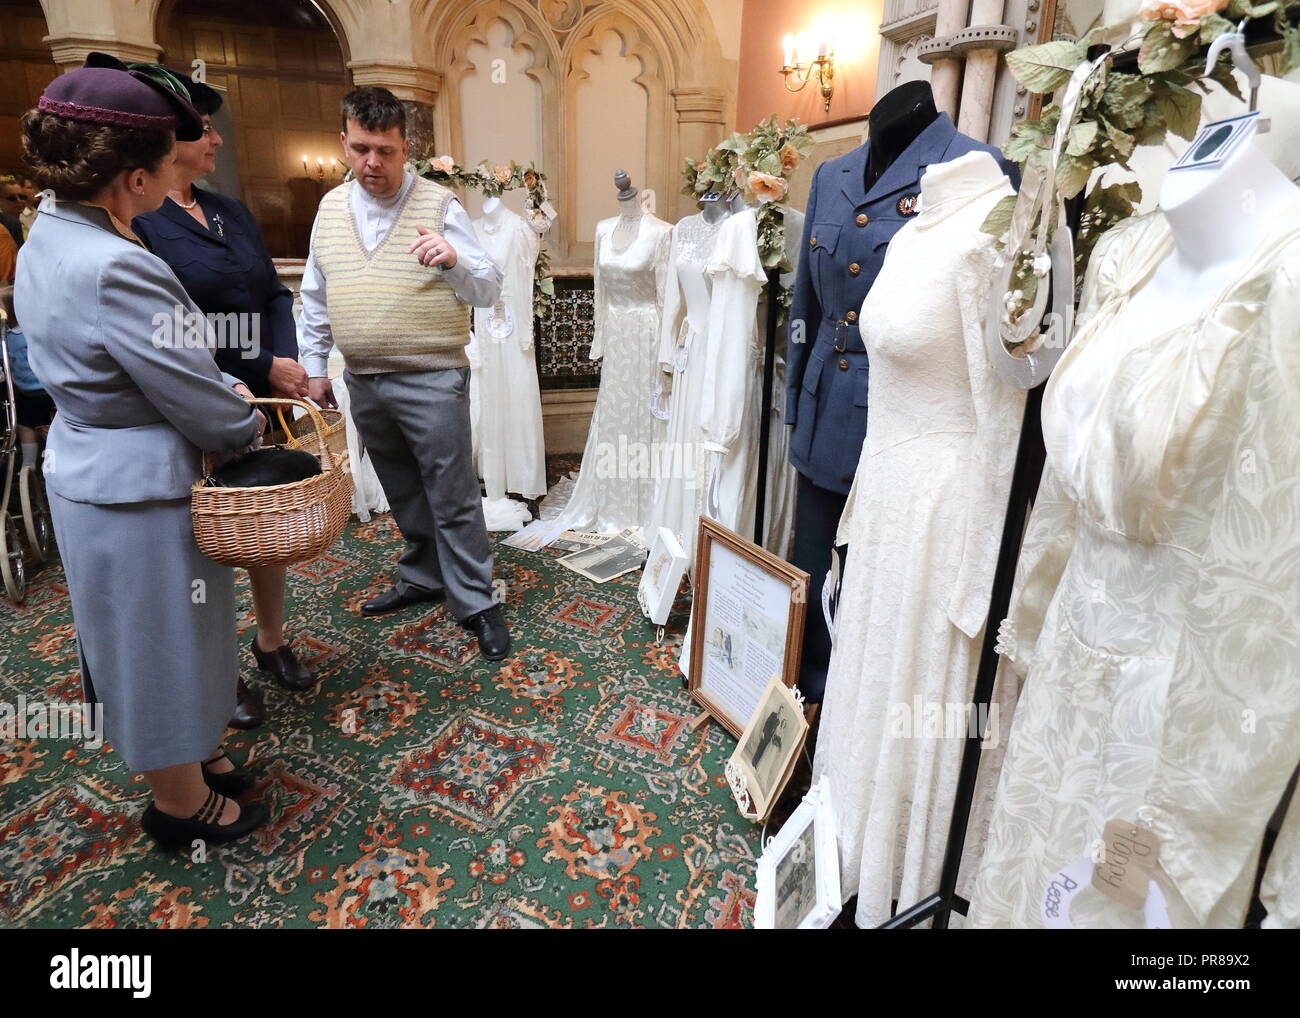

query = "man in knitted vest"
[300, 87, 510, 660]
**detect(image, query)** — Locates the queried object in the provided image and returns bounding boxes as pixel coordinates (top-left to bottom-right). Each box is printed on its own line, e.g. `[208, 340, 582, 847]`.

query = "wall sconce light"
[781, 32, 835, 113]
[301, 154, 342, 181]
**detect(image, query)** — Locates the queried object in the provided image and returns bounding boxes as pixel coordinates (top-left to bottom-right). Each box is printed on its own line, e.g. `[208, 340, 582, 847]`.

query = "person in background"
[0, 220, 14, 283]
[300, 86, 512, 660]
[133, 68, 318, 730]
[0, 176, 24, 248]
[0, 284, 54, 467]
[18, 178, 38, 238]
[16, 54, 269, 848]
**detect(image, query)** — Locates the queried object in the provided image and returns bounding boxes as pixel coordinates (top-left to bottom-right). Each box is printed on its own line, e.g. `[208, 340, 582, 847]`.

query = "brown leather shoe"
[251, 636, 319, 692]
[229, 677, 265, 730]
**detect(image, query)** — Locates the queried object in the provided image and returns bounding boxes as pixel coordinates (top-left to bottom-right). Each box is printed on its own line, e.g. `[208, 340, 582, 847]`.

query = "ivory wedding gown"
[968, 203, 1300, 929]
[811, 152, 1025, 928]
[648, 210, 728, 565]
[469, 206, 546, 501]
[552, 212, 672, 533]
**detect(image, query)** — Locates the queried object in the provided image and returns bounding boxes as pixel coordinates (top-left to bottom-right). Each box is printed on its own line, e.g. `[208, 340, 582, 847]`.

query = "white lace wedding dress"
[552, 212, 672, 533]
[811, 152, 1025, 928]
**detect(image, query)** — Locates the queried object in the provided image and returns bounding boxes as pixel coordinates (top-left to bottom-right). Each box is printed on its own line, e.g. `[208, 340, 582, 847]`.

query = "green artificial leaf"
[1006, 40, 1086, 94]
[1281, 23, 1300, 75]
[1198, 12, 1236, 45]
[1207, 57, 1246, 101]
[1003, 122, 1046, 164]
[755, 152, 782, 176]
[980, 194, 1018, 238]
[1056, 149, 1095, 199]
[1067, 120, 1099, 157]
[1152, 80, 1203, 140]
[1100, 72, 1152, 128]
[1139, 20, 1198, 74]
[1100, 117, 1136, 161]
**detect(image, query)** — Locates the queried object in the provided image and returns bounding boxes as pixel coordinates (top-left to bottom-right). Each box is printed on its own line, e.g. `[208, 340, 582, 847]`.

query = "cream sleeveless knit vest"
[312, 176, 471, 373]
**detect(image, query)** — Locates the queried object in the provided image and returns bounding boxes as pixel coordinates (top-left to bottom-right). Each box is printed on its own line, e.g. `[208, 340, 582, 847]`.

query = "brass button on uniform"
[810, 237, 817, 247]
[855, 213, 869, 227]
[838, 358, 849, 371]
[846, 310, 858, 323]
[848, 263, 861, 276]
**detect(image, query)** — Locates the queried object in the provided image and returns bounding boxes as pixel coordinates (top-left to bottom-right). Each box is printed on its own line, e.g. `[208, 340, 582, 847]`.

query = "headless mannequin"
[611, 169, 644, 253]
[700, 192, 734, 225]
[864, 80, 941, 191]
[481, 194, 503, 219]
[1121, 132, 1298, 337]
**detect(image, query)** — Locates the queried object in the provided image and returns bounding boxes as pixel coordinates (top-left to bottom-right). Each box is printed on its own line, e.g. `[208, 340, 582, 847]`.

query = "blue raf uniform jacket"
[785, 113, 1017, 494]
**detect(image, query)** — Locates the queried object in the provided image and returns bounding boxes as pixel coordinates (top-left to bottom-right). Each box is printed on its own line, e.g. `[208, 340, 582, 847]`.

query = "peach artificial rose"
[430, 155, 456, 174]
[747, 171, 787, 203]
[1139, 0, 1227, 33]
[493, 164, 513, 186]
[778, 142, 801, 173]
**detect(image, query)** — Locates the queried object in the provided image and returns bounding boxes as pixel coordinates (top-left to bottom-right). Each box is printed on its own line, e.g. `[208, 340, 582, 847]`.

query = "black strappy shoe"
[201, 748, 257, 797]
[141, 790, 268, 850]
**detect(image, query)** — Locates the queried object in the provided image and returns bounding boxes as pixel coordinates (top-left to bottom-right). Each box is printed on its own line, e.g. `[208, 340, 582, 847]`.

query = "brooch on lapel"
[897, 193, 920, 217]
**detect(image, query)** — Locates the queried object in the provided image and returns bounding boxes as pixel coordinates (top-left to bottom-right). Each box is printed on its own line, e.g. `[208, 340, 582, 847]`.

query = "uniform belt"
[818, 317, 868, 355]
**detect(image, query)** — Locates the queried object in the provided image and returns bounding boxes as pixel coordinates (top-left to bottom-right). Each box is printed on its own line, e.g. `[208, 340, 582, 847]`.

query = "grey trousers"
[345, 367, 495, 621]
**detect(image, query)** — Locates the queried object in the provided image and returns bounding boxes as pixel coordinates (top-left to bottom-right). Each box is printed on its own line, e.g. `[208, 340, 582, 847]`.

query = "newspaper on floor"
[549, 530, 612, 552]
[501, 517, 570, 551]
[556, 528, 648, 583]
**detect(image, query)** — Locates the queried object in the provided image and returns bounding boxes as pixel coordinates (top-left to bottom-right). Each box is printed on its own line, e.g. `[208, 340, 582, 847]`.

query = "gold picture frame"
[687, 517, 810, 739]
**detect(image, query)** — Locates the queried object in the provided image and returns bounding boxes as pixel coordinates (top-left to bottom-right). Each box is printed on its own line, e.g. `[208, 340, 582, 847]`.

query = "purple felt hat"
[36, 52, 204, 142]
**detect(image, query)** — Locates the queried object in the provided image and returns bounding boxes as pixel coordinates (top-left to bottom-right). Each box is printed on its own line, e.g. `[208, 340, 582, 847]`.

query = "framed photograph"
[638, 527, 687, 626]
[687, 517, 808, 738]
[726, 676, 808, 823]
[755, 779, 841, 930]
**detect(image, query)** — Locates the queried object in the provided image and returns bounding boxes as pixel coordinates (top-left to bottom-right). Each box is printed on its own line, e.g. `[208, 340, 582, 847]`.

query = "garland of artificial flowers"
[410, 156, 557, 317]
[982, 0, 1300, 332]
[681, 115, 814, 311]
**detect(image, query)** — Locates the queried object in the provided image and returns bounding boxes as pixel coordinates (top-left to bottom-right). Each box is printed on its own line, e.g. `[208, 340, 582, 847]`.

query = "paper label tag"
[1092, 819, 1160, 911]
[699, 190, 724, 203]
[540, 200, 558, 221]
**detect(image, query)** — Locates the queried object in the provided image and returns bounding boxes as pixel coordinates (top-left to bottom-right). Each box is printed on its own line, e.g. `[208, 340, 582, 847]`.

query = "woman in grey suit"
[15, 56, 270, 847]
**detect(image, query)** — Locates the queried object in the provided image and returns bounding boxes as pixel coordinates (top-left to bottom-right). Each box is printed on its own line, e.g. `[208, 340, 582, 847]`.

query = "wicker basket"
[192, 398, 352, 568]
[282, 405, 347, 462]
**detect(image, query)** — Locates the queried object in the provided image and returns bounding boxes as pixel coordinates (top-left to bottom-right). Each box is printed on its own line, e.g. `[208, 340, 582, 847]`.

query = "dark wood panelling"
[159, 0, 349, 257]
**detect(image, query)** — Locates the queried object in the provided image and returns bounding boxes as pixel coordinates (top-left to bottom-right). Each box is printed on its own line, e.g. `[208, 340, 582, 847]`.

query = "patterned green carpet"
[0, 464, 760, 929]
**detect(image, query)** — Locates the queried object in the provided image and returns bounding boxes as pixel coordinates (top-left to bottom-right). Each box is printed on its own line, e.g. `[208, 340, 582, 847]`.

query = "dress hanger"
[1205, 20, 1270, 132]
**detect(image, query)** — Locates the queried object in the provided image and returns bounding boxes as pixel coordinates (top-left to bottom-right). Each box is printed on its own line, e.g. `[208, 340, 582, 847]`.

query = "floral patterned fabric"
[969, 203, 1300, 929]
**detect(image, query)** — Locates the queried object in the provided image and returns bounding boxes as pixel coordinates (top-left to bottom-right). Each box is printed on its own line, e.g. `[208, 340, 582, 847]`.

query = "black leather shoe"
[202, 748, 257, 797]
[228, 678, 264, 730]
[141, 791, 269, 850]
[463, 606, 511, 661]
[361, 585, 444, 617]
[252, 636, 318, 691]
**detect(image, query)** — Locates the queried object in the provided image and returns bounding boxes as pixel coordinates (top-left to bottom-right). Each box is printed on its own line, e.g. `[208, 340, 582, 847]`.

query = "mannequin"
[1121, 129, 1296, 335]
[469, 192, 546, 506]
[546, 168, 673, 533]
[967, 129, 1300, 928]
[611, 168, 643, 253]
[785, 76, 1015, 704]
[865, 81, 941, 190]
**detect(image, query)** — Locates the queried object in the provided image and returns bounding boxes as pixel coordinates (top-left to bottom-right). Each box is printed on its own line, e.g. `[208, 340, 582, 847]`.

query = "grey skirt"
[47, 491, 238, 772]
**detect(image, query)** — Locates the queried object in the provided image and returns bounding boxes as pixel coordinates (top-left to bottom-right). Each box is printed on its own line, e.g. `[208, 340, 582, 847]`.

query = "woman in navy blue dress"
[134, 73, 319, 730]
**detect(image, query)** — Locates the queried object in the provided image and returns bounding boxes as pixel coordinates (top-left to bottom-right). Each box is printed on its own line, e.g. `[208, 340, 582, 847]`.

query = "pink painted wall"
[736, 0, 886, 131]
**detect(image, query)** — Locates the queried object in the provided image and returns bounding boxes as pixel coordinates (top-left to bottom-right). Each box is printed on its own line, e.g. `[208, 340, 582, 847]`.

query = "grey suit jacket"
[15, 201, 261, 504]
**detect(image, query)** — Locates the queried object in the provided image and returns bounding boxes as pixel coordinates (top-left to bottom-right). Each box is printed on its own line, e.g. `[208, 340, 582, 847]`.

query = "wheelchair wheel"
[18, 466, 53, 562]
[1, 509, 25, 603]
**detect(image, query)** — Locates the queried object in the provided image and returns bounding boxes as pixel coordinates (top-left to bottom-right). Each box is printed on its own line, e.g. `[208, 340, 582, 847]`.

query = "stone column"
[44, 35, 160, 73]
[925, 0, 970, 119]
[348, 61, 443, 160]
[671, 87, 727, 219]
[954, 2, 1020, 142]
